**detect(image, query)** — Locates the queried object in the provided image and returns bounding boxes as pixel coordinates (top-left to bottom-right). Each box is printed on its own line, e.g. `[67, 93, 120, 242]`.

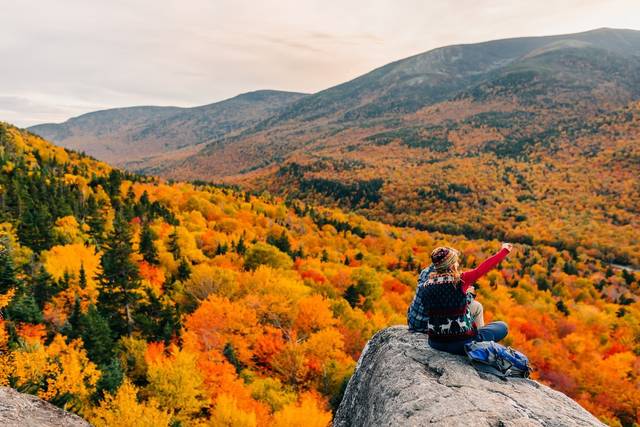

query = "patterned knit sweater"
[407, 248, 510, 339]
[420, 273, 475, 340]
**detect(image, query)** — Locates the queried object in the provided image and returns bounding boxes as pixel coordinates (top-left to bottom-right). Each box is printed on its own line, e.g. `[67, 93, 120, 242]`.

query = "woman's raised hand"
[501, 242, 513, 252]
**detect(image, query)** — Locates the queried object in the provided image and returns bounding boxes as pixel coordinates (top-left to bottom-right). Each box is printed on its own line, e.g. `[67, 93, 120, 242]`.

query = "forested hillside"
[31, 29, 640, 271]
[264, 102, 640, 267]
[1, 123, 639, 426]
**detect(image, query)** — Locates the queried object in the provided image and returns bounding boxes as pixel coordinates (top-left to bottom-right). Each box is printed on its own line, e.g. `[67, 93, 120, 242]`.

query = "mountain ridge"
[28, 28, 640, 171]
[150, 27, 640, 180]
[29, 89, 308, 166]
[25, 28, 640, 265]
[256, 26, 640, 126]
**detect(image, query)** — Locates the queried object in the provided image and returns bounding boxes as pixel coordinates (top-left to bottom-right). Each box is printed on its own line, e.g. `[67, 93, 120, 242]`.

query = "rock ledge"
[334, 326, 604, 427]
[0, 387, 90, 427]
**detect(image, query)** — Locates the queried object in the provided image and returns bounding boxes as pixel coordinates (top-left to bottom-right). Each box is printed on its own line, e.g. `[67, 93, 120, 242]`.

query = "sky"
[2, 0, 640, 127]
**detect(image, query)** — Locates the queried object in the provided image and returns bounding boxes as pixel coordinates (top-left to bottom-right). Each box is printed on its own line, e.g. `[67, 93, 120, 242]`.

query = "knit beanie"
[431, 247, 460, 272]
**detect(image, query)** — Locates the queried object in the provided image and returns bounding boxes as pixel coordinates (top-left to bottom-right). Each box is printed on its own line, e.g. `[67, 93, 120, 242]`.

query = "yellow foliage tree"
[145, 344, 208, 422]
[271, 393, 332, 427]
[0, 290, 14, 385]
[249, 377, 296, 412]
[294, 295, 335, 336]
[42, 243, 101, 289]
[41, 243, 101, 325]
[12, 335, 100, 409]
[186, 264, 240, 302]
[209, 394, 257, 427]
[184, 295, 258, 365]
[52, 215, 89, 244]
[118, 336, 149, 385]
[244, 243, 293, 271]
[89, 380, 171, 427]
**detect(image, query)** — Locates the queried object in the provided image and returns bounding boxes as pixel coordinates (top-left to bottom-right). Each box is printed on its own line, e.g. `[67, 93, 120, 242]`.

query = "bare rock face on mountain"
[334, 326, 604, 427]
[0, 387, 90, 427]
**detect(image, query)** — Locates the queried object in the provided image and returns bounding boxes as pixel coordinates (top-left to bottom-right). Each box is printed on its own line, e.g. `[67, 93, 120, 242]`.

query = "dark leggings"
[428, 321, 509, 356]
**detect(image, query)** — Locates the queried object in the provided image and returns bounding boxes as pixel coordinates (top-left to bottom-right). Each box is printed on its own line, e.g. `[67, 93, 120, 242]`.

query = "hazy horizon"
[3, 0, 640, 127]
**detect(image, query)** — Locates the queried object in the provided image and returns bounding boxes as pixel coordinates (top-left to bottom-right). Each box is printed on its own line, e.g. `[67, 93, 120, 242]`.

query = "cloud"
[0, 96, 100, 127]
[261, 36, 327, 54]
[1, 0, 639, 127]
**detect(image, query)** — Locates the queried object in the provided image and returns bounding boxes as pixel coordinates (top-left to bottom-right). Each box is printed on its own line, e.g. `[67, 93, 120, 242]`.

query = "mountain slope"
[25, 28, 640, 266]
[148, 30, 640, 266]
[31, 28, 640, 175]
[29, 90, 307, 167]
[262, 27, 640, 124]
[155, 28, 640, 181]
[1, 122, 639, 426]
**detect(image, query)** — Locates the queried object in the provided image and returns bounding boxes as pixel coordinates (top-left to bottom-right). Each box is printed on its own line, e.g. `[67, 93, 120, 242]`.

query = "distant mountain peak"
[235, 89, 310, 98]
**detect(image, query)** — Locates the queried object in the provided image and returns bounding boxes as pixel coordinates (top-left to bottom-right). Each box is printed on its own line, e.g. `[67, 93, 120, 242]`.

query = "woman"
[407, 243, 513, 355]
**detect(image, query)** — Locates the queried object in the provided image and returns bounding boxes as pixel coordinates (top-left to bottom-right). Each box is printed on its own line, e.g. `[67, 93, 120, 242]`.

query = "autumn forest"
[0, 121, 638, 426]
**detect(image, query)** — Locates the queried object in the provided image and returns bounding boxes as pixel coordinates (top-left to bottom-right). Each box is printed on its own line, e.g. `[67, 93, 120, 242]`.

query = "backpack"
[464, 341, 532, 379]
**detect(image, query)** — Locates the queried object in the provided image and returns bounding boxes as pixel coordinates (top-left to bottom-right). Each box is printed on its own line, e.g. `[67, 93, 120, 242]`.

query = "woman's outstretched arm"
[461, 243, 512, 292]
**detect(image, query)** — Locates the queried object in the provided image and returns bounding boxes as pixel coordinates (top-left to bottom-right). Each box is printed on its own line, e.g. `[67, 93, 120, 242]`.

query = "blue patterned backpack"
[464, 341, 532, 378]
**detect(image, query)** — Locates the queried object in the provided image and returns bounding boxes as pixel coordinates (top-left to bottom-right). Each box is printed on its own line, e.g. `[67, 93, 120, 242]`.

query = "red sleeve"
[461, 248, 509, 293]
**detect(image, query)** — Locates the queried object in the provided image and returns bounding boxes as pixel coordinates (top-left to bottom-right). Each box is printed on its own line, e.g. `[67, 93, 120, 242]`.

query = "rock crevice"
[334, 326, 604, 427]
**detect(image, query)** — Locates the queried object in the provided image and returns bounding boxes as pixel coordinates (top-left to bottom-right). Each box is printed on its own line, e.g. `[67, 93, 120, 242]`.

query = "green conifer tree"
[0, 240, 19, 293]
[106, 170, 122, 199]
[18, 203, 53, 252]
[6, 289, 43, 324]
[78, 263, 87, 289]
[123, 186, 136, 220]
[139, 222, 159, 265]
[32, 266, 57, 309]
[176, 258, 192, 281]
[64, 298, 83, 339]
[80, 305, 115, 365]
[168, 227, 181, 260]
[97, 211, 142, 336]
[236, 236, 247, 255]
[267, 231, 291, 255]
[134, 289, 180, 344]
